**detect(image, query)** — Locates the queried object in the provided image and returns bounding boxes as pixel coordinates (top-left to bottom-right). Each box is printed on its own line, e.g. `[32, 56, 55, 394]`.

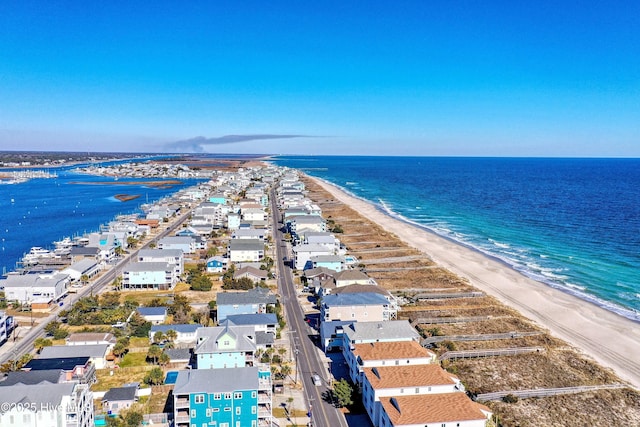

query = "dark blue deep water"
[272, 156, 640, 321]
[0, 160, 204, 274]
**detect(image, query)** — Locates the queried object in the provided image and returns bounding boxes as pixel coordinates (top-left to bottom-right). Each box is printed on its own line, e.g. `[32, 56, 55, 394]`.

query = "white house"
[1, 272, 69, 304]
[347, 340, 437, 386]
[137, 248, 184, 278]
[157, 236, 196, 254]
[137, 307, 168, 324]
[149, 324, 199, 345]
[61, 259, 101, 282]
[241, 207, 266, 222]
[292, 243, 333, 270]
[362, 365, 466, 427]
[39, 344, 111, 370]
[0, 382, 94, 427]
[121, 262, 176, 290]
[378, 393, 492, 427]
[228, 239, 265, 262]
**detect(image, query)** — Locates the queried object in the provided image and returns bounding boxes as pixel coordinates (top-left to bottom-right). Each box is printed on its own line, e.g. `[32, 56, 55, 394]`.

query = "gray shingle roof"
[39, 344, 109, 359]
[0, 369, 64, 386]
[194, 325, 256, 354]
[150, 324, 199, 334]
[0, 382, 76, 405]
[343, 320, 420, 343]
[103, 386, 137, 403]
[229, 239, 264, 251]
[173, 367, 259, 394]
[137, 307, 168, 316]
[256, 331, 275, 346]
[223, 313, 278, 326]
[323, 292, 389, 307]
[217, 287, 276, 306]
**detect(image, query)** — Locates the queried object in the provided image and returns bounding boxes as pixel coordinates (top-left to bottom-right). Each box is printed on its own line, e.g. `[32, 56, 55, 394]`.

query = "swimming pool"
[165, 371, 179, 384]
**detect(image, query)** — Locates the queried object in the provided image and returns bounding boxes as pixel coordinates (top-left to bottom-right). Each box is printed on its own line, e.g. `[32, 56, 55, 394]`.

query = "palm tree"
[147, 345, 162, 365]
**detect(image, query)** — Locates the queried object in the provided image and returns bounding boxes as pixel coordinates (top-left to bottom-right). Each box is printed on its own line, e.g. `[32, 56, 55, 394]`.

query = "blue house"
[217, 287, 277, 322]
[194, 325, 257, 369]
[173, 367, 272, 427]
[206, 256, 227, 273]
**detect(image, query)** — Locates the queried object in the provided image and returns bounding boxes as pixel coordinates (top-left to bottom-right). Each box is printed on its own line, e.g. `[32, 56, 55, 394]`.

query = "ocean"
[272, 156, 640, 322]
[0, 159, 205, 274]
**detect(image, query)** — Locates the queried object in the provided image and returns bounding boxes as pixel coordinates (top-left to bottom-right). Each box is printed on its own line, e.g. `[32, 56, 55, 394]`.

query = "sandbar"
[309, 175, 640, 389]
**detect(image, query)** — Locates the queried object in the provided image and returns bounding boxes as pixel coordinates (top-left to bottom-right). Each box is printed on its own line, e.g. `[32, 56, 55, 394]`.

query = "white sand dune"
[310, 176, 640, 389]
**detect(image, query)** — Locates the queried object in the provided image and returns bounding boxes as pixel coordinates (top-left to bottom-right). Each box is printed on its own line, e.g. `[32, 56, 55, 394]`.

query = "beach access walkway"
[476, 383, 627, 402]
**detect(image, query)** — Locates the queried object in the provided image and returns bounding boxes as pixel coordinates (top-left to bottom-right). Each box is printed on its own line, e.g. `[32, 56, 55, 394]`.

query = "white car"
[312, 374, 322, 386]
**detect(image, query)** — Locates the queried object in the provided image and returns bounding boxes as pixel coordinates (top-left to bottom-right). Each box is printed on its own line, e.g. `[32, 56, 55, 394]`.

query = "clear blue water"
[0, 159, 205, 274]
[272, 156, 640, 322]
[165, 370, 179, 384]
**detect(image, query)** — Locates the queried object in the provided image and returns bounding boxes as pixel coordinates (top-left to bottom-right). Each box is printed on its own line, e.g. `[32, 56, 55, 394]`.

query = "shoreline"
[308, 175, 640, 389]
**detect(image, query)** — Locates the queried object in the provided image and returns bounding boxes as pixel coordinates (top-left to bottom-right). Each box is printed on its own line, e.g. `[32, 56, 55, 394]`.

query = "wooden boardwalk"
[439, 346, 544, 361]
[411, 316, 491, 327]
[412, 291, 484, 301]
[422, 331, 542, 346]
[475, 383, 627, 401]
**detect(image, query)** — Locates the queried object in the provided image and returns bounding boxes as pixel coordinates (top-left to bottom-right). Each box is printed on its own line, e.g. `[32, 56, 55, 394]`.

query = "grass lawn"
[129, 336, 150, 348]
[273, 408, 309, 418]
[119, 352, 148, 367]
[94, 366, 153, 391]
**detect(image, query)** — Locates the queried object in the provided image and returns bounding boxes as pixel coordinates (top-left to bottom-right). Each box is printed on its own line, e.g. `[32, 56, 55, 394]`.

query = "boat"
[22, 247, 55, 264]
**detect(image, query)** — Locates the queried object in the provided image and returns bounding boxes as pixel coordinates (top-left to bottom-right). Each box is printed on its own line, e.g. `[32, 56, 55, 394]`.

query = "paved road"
[270, 188, 348, 427]
[0, 205, 194, 365]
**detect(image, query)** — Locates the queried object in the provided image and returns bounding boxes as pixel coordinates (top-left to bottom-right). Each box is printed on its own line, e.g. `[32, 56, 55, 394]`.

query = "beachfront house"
[228, 239, 265, 262]
[121, 262, 177, 290]
[287, 214, 327, 235]
[321, 292, 396, 323]
[340, 320, 421, 374]
[310, 254, 345, 272]
[216, 287, 277, 322]
[362, 364, 467, 427]
[347, 340, 437, 386]
[0, 382, 94, 427]
[292, 243, 333, 270]
[173, 367, 273, 427]
[378, 393, 492, 427]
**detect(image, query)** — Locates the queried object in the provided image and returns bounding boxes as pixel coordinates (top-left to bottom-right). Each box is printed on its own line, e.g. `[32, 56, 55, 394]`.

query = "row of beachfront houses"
[279, 173, 493, 427]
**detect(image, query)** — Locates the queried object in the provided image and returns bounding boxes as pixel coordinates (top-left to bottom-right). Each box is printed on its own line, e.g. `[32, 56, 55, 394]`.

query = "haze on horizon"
[1, 1, 638, 157]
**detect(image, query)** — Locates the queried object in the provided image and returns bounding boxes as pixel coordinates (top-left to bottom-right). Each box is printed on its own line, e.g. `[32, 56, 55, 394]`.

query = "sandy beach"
[309, 176, 640, 389]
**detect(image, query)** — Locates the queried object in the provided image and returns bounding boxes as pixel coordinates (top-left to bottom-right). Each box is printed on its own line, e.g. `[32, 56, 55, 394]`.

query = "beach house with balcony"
[137, 248, 184, 279]
[321, 292, 397, 323]
[347, 340, 437, 386]
[362, 364, 467, 427]
[121, 262, 176, 290]
[194, 325, 258, 369]
[173, 366, 272, 427]
[378, 393, 492, 427]
[292, 243, 333, 270]
[0, 382, 94, 427]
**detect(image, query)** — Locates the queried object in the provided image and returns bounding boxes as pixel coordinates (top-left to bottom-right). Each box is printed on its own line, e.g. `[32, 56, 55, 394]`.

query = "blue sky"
[1, 1, 638, 156]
